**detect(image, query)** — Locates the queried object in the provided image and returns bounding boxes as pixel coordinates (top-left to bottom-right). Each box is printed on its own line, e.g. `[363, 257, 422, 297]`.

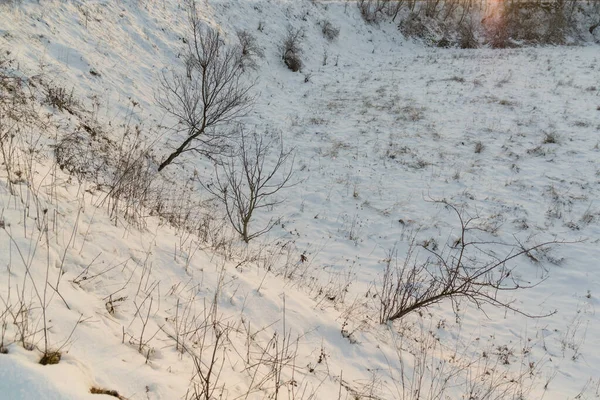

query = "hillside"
[0, 1, 599, 399]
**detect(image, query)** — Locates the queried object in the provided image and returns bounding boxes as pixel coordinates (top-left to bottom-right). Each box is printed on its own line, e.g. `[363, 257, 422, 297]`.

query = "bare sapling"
[156, 0, 253, 171]
[202, 130, 295, 243]
[377, 200, 568, 323]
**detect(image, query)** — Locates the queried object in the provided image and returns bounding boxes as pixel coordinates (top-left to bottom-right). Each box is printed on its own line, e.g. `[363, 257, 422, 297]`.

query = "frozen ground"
[0, 0, 599, 399]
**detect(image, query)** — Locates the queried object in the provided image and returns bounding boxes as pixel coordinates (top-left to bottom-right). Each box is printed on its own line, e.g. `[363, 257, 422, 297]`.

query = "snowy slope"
[0, 0, 599, 399]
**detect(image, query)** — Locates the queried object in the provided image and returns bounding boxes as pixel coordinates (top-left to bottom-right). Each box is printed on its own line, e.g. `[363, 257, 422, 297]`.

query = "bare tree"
[156, 0, 254, 172]
[202, 130, 294, 243]
[377, 200, 568, 323]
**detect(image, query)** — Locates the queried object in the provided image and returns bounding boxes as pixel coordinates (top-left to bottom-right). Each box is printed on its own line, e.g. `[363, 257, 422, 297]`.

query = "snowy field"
[0, 0, 599, 399]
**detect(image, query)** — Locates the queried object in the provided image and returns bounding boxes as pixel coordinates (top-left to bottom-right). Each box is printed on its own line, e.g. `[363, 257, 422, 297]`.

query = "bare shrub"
[2, 223, 82, 366]
[55, 120, 155, 228]
[156, 0, 254, 171]
[387, 0, 590, 47]
[0, 116, 20, 193]
[238, 297, 313, 398]
[102, 126, 155, 228]
[377, 200, 566, 324]
[385, 319, 545, 400]
[543, 131, 559, 144]
[237, 29, 264, 71]
[423, 0, 444, 19]
[504, 6, 546, 43]
[202, 130, 294, 243]
[399, 13, 438, 43]
[458, 19, 479, 48]
[0, 55, 37, 194]
[484, 1, 575, 47]
[484, 14, 513, 49]
[281, 27, 303, 72]
[320, 20, 340, 41]
[544, 10, 568, 44]
[54, 122, 111, 183]
[160, 276, 231, 400]
[186, 322, 229, 400]
[358, 0, 385, 24]
[474, 141, 484, 154]
[42, 84, 79, 114]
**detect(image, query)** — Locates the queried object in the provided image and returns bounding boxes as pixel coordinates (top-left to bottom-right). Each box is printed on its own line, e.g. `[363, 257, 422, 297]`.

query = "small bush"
[284, 53, 302, 72]
[399, 13, 438, 43]
[543, 132, 558, 144]
[484, 1, 574, 47]
[320, 20, 340, 41]
[544, 11, 568, 45]
[436, 37, 452, 48]
[39, 351, 61, 365]
[237, 30, 264, 71]
[55, 123, 154, 227]
[474, 141, 484, 154]
[358, 0, 385, 24]
[55, 122, 109, 181]
[458, 21, 479, 49]
[43, 84, 79, 114]
[281, 27, 303, 72]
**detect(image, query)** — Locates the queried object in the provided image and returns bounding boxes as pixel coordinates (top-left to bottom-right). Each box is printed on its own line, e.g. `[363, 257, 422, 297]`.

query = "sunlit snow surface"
[0, 1, 598, 399]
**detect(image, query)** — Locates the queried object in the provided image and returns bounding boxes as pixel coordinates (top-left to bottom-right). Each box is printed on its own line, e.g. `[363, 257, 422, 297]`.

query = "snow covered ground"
[0, 0, 599, 399]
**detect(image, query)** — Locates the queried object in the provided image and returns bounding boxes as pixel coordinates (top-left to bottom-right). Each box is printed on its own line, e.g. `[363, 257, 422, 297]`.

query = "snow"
[0, 0, 599, 399]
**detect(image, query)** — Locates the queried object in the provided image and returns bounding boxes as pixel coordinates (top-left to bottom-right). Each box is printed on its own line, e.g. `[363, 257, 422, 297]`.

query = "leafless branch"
[377, 200, 571, 323]
[156, 0, 254, 171]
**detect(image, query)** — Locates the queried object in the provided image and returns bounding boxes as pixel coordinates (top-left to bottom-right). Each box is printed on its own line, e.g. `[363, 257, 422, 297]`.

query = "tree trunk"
[158, 132, 198, 171]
